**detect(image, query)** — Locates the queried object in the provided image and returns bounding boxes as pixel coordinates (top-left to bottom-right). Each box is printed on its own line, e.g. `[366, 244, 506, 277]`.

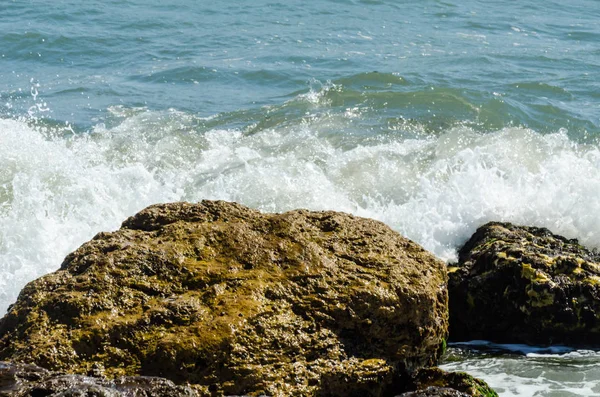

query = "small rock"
[396, 386, 471, 397]
[0, 361, 198, 396]
[407, 367, 497, 397]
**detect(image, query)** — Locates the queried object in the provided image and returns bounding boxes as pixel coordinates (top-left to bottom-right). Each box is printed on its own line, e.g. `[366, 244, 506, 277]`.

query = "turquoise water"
[1, 1, 600, 395]
[3, 1, 599, 133]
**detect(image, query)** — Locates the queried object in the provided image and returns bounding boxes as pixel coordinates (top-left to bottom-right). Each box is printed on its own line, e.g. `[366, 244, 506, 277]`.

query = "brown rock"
[0, 201, 448, 396]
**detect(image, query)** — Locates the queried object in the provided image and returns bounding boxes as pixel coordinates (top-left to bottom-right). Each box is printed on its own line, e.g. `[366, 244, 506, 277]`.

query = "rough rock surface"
[396, 387, 470, 397]
[449, 221, 600, 345]
[406, 368, 497, 397]
[0, 200, 448, 396]
[0, 361, 198, 396]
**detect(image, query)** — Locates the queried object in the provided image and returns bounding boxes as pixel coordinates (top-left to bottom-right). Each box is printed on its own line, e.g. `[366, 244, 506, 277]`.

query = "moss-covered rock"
[407, 368, 497, 397]
[0, 200, 448, 396]
[396, 387, 471, 397]
[449, 221, 600, 345]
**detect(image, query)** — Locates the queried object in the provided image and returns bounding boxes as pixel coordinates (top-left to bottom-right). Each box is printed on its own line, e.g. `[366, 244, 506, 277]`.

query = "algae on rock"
[0, 200, 449, 396]
[449, 221, 600, 346]
[396, 387, 471, 397]
[408, 367, 497, 397]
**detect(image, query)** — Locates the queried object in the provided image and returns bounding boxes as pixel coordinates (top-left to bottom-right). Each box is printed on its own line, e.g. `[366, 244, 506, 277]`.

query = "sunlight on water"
[2, 106, 600, 315]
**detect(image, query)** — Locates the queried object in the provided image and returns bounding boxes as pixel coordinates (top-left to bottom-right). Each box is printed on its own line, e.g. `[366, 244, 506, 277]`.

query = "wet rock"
[406, 368, 497, 397]
[0, 361, 49, 396]
[0, 361, 199, 396]
[0, 200, 448, 396]
[449, 221, 600, 345]
[396, 386, 471, 397]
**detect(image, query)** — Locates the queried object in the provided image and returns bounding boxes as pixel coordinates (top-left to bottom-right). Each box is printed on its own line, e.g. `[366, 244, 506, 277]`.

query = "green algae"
[524, 285, 555, 308]
[584, 275, 600, 285]
[520, 263, 551, 283]
[411, 367, 498, 397]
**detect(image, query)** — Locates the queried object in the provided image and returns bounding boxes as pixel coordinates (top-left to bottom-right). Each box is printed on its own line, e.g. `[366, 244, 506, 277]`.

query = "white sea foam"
[0, 117, 182, 312]
[441, 342, 600, 395]
[441, 353, 600, 396]
[2, 111, 600, 316]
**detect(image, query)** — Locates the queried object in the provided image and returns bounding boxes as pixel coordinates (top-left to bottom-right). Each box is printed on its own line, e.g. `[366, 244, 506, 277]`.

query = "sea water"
[1, 1, 599, 394]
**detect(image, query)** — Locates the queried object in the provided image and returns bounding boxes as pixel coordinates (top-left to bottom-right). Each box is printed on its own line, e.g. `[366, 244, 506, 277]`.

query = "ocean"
[1, 0, 600, 394]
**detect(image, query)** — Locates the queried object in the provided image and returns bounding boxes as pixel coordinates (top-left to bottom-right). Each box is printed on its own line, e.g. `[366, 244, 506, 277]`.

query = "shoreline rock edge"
[0, 200, 454, 396]
[449, 221, 600, 346]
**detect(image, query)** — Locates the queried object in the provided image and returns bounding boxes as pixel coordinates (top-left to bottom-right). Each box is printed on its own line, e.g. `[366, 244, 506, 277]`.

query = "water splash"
[1, 106, 600, 314]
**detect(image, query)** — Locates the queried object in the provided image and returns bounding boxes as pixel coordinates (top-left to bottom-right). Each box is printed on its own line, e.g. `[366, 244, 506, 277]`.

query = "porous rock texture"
[396, 387, 470, 397]
[0, 361, 198, 396]
[405, 368, 497, 397]
[449, 221, 600, 345]
[0, 200, 449, 396]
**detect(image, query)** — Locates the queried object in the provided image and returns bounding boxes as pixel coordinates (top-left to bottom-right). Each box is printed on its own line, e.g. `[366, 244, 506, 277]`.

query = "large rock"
[0, 201, 448, 396]
[449, 221, 600, 345]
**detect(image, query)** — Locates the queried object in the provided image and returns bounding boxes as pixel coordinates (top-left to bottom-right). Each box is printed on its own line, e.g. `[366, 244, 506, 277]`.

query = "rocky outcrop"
[0, 361, 199, 396]
[449, 221, 600, 345]
[0, 200, 449, 396]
